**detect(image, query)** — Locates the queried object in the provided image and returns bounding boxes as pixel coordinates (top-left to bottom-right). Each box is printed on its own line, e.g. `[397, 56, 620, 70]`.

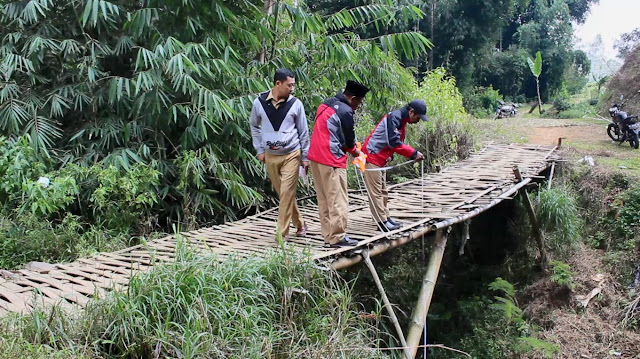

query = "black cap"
[408, 99, 429, 122]
[345, 80, 370, 98]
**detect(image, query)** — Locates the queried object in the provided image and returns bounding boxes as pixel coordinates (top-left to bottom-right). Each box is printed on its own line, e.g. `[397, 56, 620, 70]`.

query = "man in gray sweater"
[250, 68, 310, 239]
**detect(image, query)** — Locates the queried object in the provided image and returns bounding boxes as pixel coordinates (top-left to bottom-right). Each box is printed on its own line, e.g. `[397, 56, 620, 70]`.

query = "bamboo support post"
[459, 220, 471, 256]
[513, 166, 548, 268]
[557, 137, 563, 148]
[405, 227, 451, 358]
[547, 162, 556, 190]
[362, 250, 411, 359]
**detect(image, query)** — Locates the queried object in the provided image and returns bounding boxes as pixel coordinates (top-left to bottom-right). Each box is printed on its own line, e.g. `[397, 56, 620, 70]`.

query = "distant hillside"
[602, 47, 640, 116]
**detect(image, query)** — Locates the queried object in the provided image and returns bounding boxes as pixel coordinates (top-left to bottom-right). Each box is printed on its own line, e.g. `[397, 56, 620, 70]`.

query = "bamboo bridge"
[0, 143, 559, 358]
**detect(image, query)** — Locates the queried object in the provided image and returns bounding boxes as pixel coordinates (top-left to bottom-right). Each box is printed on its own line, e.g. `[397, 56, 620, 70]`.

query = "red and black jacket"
[363, 107, 418, 167]
[308, 93, 358, 168]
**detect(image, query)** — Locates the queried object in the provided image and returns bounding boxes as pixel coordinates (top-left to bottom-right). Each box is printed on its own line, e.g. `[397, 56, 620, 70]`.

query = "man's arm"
[249, 100, 264, 156]
[386, 112, 417, 159]
[295, 100, 310, 162]
[340, 109, 358, 154]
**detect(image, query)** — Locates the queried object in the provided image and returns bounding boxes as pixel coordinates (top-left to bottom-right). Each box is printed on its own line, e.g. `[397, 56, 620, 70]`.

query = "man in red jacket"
[308, 80, 369, 248]
[363, 99, 428, 232]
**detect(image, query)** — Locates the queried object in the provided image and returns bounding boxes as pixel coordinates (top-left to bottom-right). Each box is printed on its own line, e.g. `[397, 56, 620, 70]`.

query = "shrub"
[552, 96, 571, 112]
[0, 137, 48, 210]
[554, 109, 586, 119]
[535, 185, 582, 253]
[550, 261, 576, 290]
[451, 278, 559, 359]
[409, 68, 475, 171]
[465, 86, 503, 118]
[604, 186, 640, 250]
[0, 214, 130, 269]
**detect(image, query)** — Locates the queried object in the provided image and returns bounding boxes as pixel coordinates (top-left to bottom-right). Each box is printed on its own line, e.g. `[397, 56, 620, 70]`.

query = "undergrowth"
[534, 184, 582, 254]
[572, 166, 639, 284]
[0, 244, 388, 359]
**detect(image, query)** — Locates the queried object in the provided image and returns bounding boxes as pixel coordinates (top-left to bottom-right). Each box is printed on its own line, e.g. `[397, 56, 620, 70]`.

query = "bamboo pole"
[405, 227, 451, 359]
[362, 250, 411, 359]
[459, 220, 470, 256]
[259, 0, 275, 63]
[513, 166, 548, 268]
[547, 162, 556, 190]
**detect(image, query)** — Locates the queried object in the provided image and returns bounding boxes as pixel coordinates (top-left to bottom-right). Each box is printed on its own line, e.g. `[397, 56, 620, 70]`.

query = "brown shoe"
[296, 224, 308, 237]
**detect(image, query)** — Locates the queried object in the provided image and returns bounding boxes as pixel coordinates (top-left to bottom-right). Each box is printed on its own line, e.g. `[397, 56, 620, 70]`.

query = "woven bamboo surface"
[0, 144, 558, 315]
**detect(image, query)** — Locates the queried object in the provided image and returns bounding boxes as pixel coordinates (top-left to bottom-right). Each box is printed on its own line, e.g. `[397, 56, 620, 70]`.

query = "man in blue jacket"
[250, 68, 310, 239]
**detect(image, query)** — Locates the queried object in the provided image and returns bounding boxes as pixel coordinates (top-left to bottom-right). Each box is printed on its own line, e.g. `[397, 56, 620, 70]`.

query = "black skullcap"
[345, 80, 370, 98]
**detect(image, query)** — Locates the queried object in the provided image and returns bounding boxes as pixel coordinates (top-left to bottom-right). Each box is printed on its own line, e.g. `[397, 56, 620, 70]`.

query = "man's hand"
[257, 153, 265, 163]
[302, 160, 310, 173]
[414, 151, 425, 161]
[352, 148, 361, 157]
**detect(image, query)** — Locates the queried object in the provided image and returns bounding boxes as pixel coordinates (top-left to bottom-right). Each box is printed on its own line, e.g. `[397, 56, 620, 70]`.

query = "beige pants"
[310, 161, 348, 245]
[265, 150, 304, 237]
[363, 163, 389, 223]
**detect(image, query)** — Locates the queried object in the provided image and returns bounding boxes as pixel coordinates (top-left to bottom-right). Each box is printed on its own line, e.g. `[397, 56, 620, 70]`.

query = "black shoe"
[387, 217, 402, 226]
[325, 235, 359, 248]
[378, 220, 401, 232]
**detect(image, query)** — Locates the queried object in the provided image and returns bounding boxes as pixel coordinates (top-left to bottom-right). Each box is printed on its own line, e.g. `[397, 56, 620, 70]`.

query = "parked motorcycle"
[492, 100, 517, 120]
[607, 96, 639, 149]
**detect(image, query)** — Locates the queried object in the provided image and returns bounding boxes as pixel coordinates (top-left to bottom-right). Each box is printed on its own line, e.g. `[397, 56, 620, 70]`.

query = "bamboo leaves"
[0, 0, 431, 224]
[378, 32, 432, 60]
[81, 0, 121, 27]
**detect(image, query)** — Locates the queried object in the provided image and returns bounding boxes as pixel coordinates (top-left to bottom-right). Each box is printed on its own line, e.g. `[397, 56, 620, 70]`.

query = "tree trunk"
[429, 0, 436, 71]
[536, 79, 544, 114]
[259, 0, 275, 63]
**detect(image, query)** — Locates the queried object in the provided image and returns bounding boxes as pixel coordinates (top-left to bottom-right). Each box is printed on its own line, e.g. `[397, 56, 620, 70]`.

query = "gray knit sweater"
[250, 93, 310, 161]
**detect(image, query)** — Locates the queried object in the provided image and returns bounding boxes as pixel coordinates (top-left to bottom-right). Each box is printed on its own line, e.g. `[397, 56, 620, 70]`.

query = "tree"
[572, 49, 591, 76]
[527, 51, 543, 114]
[586, 34, 622, 92]
[614, 28, 640, 59]
[0, 0, 430, 227]
[515, 0, 573, 101]
[477, 47, 529, 100]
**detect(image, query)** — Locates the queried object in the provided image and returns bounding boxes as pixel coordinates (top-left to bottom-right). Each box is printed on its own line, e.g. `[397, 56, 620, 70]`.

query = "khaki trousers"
[363, 163, 389, 223]
[310, 161, 348, 244]
[265, 150, 304, 237]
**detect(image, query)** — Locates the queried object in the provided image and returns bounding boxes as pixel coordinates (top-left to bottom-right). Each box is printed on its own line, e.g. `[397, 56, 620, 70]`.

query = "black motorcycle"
[492, 100, 517, 120]
[607, 96, 639, 149]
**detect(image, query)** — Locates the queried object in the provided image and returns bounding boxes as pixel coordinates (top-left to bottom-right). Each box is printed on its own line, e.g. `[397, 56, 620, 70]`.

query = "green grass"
[0, 244, 389, 359]
[475, 112, 640, 177]
[534, 185, 582, 254]
[520, 103, 555, 119]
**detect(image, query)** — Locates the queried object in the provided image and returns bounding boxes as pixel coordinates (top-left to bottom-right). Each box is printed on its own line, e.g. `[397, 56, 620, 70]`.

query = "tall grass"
[0, 243, 389, 358]
[535, 185, 582, 253]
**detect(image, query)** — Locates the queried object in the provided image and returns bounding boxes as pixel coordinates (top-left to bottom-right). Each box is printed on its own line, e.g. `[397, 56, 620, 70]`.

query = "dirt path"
[528, 123, 603, 146]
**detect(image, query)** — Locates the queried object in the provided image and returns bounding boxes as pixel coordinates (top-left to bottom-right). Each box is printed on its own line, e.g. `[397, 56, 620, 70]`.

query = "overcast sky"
[574, 0, 640, 58]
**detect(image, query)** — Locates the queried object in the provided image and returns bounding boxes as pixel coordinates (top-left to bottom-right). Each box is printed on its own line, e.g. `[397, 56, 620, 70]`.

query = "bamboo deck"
[0, 144, 558, 315]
